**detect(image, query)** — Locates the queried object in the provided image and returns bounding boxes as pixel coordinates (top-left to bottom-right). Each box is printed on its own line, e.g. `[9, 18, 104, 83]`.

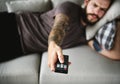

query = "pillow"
[51, 0, 84, 8]
[6, 0, 52, 12]
[101, 20, 120, 59]
[95, 20, 116, 50]
[86, 0, 120, 40]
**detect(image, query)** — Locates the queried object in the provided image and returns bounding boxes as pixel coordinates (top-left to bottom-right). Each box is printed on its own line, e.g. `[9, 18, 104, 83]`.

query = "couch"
[0, 0, 120, 84]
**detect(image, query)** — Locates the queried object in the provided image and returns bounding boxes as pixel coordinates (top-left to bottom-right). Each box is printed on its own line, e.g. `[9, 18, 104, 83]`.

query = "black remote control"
[55, 55, 69, 74]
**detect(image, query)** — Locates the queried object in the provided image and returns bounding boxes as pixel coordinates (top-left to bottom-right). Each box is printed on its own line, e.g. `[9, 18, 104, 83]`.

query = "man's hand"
[48, 41, 64, 71]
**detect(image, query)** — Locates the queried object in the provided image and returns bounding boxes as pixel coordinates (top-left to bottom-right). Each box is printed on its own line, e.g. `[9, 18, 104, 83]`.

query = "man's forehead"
[90, 0, 111, 9]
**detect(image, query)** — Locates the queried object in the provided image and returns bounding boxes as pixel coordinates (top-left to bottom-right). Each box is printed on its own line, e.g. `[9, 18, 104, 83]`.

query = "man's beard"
[82, 9, 100, 25]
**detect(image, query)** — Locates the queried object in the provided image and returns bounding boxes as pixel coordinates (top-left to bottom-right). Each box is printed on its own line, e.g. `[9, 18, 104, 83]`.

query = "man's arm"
[88, 18, 120, 60]
[88, 21, 120, 60]
[48, 13, 69, 45]
[48, 13, 69, 71]
[88, 40, 120, 60]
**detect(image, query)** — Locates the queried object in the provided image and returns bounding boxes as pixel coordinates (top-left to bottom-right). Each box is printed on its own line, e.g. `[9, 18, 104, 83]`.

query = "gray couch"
[0, 0, 120, 84]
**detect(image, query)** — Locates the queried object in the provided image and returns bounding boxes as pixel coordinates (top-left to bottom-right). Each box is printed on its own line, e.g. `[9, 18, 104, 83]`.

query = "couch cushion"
[95, 20, 116, 50]
[0, 54, 41, 84]
[51, 0, 84, 8]
[6, 0, 52, 12]
[40, 45, 120, 84]
[86, 0, 120, 40]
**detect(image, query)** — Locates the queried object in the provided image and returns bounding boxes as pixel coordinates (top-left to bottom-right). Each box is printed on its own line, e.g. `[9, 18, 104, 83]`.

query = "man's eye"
[100, 8, 106, 12]
[93, 4, 97, 7]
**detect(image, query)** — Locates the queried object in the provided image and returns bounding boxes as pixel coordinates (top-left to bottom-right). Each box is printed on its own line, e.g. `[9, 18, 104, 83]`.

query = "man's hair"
[109, 0, 114, 7]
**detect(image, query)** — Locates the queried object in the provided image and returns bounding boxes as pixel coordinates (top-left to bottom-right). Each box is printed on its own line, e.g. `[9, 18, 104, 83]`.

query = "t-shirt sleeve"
[54, 1, 81, 19]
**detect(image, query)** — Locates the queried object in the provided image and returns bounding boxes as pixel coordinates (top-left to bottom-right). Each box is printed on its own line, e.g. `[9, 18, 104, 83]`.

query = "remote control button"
[64, 65, 67, 70]
[57, 64, 60, 68]
[64, 65, 67, 69]
[61, 64, 64, 68]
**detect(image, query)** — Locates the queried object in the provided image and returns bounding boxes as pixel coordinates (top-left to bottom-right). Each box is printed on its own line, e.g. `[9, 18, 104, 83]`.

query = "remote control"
[55, 55, 69, 74]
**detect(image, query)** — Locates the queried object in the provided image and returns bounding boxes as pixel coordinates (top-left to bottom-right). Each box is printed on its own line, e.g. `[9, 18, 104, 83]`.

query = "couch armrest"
[0, 54, 41, 84]
[39, 45, 120, 84]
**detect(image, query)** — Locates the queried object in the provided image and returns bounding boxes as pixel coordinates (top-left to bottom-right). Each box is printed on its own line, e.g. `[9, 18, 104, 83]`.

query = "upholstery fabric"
[40, 45, 120, 84]
[6, 0, 52, 12]
[51, 0, 83, 8]
[0, 54, 41, 84]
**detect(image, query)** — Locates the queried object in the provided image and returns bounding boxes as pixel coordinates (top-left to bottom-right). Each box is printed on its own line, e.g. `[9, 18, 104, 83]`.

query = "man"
[0, 0, 113, 71]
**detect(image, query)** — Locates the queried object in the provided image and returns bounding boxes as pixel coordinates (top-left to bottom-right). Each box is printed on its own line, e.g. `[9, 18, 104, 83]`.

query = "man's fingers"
[58, 54, 64, 63]
[50, 54, 58, 71]
[68, 62, 71, 65]
[48, 58, 55, 71]
[57, 48, 64, 63]
[48, 60, 51, 68]
[50, 62, 55, 71]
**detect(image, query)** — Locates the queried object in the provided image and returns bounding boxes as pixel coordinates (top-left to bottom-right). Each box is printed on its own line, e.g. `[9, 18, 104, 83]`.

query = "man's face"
[85, 0, 111, 24]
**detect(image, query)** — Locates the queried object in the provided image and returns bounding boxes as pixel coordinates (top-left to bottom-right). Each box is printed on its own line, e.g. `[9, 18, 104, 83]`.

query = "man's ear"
[84, 0, 90, 7]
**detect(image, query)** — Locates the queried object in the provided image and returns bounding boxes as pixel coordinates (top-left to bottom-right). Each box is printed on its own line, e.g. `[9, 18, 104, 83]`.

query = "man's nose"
[94, 7, 100, 15]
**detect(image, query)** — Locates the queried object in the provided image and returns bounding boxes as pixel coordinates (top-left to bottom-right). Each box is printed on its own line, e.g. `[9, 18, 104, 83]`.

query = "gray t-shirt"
[15, 1, 86, 54]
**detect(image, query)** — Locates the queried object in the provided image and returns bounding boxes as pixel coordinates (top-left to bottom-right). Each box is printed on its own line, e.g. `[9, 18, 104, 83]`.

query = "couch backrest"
[51, 0, 84, 8]
[6, 0, 84, 12]
[6, 0, 52, 12]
